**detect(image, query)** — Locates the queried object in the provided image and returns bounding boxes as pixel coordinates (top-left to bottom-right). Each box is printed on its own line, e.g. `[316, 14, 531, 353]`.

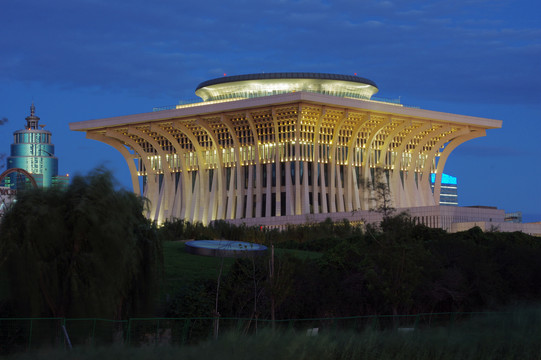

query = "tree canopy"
[0, 169, 162, 319]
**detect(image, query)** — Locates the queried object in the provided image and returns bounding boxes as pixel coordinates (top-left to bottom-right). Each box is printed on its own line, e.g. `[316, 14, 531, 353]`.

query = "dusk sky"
[1, 0, 540, 221]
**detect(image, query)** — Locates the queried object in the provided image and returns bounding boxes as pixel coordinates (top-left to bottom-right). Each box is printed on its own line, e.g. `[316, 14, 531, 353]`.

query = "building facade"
[4, 104, 68, 189]
[70, 73, 502, 225]
[430, 173, 458, 206]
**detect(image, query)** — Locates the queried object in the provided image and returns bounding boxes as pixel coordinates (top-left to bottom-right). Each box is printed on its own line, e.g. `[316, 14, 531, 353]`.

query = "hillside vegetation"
[159, 215, 541, 321]
[1, 170, 541, 354]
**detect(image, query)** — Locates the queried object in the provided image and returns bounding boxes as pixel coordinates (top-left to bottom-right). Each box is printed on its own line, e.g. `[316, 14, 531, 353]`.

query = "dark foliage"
[4, 178, 538, 323]
[0, 169, 163, 319]
[182, 216, 541, 320]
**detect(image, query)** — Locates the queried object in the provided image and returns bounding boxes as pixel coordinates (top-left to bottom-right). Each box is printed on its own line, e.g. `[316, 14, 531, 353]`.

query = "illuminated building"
[70, 73, 502, 226]
[4, 104, 69, 189]
[430, 173, 458, 206]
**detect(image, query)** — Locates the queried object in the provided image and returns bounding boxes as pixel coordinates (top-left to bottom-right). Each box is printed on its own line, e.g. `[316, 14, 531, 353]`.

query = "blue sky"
[1, 0, 540, 221]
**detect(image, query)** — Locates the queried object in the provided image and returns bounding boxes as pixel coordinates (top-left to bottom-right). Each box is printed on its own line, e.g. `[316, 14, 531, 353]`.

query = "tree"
[367, 167, 395, 218]
[0, 168, 162, 319]
[362, 217, 428, 316]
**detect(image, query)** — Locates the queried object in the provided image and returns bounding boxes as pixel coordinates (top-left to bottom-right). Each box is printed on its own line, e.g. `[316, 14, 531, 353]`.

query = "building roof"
[69, 91, 502, 131]
[195, 72, 378, 91]
[194, 72, 380, 102]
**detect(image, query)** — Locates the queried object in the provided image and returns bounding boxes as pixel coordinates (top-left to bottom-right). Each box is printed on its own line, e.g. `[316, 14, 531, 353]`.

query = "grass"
[162, 241, 321, 294]
[162, 241, 234, 294]
[7, 307, 541, 359]
[273, 247, 322, 260]
[163, 241, 234, 283]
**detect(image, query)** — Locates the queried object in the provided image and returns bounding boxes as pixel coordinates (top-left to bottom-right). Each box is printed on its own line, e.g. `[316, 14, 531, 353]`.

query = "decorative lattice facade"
[70, 73, 501, 224]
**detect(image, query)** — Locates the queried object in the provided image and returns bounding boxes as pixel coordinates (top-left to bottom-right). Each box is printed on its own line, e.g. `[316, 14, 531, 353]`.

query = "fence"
[0, 312, 489, 353]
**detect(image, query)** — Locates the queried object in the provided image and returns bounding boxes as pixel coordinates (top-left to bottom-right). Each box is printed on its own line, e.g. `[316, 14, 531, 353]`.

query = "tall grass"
[8, 306, 541, 360]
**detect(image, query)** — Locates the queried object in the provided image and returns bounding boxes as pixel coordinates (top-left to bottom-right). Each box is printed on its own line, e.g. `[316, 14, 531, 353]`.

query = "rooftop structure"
[195, 72, 379, 102]
[70, 73, 502, 226]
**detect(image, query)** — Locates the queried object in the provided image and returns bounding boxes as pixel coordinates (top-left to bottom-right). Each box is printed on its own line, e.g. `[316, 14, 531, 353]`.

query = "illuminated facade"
[4, 104, 69, 189]
[70, 73, 502, 225]
[430, 173, 458, 206]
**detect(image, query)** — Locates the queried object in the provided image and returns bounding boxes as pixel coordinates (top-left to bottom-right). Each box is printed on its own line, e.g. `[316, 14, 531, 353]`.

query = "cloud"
[363, 20, 385, 27]
[1, 0, 539, 105]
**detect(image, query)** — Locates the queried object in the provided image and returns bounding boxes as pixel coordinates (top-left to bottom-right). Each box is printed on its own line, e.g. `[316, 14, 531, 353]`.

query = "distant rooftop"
[194, 72, 379, 102]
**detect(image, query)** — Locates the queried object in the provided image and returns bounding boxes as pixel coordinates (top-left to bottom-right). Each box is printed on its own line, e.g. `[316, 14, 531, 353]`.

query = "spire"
[25, 102, 40, 130]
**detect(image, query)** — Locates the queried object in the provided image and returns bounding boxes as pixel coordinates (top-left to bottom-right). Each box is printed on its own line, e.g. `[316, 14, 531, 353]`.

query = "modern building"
[3, 103, 69, 189]
[430, 173, 458, 206]
[70, 72, 505, 228]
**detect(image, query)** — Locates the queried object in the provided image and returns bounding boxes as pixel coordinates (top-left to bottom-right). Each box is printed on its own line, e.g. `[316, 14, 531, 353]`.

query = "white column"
[105, 128, 159, 220]
[196, 117, 226, 221]
[342, 113, 371, 210]
[128, 126, 175, 223]
[302, 160, 310, 213]
[328, 111, 349, 213]
[294, 105, 302, 215]
[311, 107, 326, 214]
[433, 129, 485, 202]
[418, 128, 469, 206]
[172, 121, 209, 224]
[404, 125, 451, 207]
[221, 115, 244, 219]
[246, 112, 263, 218]
[271, 108, 282, 216]
[361, 116, 391, 208]
[389, 122, 433, 208]
[151, 124, 192, 221]
[266, 162, 272, 217]
[86, 132, 140, 194]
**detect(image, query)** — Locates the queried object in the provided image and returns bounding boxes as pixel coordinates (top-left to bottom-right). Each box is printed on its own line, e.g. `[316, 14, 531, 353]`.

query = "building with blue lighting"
[3, 104, 68, 189]
[430, 173, 458, 206]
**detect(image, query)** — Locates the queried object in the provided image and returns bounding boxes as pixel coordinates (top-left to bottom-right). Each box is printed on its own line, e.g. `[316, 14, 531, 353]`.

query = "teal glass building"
[5, 104, 68, 189]
[430, 173, 458, 206]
